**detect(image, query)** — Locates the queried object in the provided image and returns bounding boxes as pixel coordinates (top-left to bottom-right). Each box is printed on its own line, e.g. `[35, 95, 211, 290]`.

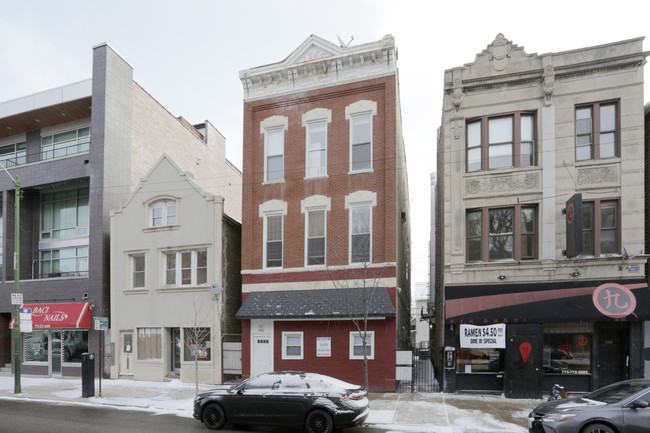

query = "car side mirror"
[237, 387, 244, 395]
[631, 399, 649, 409]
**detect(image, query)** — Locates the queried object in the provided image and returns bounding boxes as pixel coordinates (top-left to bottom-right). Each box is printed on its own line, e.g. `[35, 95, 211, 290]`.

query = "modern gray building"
[0, 43, 241, 379]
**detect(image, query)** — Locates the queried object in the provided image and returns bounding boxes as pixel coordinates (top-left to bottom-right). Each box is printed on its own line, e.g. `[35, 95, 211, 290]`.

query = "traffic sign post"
[93, 317, 109, 397]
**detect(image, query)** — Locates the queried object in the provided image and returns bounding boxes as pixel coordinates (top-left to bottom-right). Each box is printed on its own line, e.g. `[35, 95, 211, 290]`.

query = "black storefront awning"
[445, 279, 650, 323]
[236, 287, 396, 319]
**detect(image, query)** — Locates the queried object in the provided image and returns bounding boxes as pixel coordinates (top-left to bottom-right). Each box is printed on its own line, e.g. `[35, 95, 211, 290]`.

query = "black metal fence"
[396, 341, 439, 393]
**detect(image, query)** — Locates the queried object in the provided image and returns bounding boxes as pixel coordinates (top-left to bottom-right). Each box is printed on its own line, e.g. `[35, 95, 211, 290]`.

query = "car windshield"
[586, 383, 649, 404]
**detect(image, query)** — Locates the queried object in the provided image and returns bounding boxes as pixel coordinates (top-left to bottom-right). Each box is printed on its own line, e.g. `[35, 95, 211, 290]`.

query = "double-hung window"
[582, 200, 618, 256]
[467, 205, 537, 262]
[306, 209, 326, 266]
[41, 126, 90, 160]
[467, 112, 536, 172]
[130, 254, 145, 289]
[150, 199, 177, 227]
[282, 332, 304, 360]
[306, 121, 327, 177]
[264, 213, 283, 268]
[575, 101, 618, 161]
[350, 114, 372, 171]
[346, 100, 377, 173]
[163, 249, 207, 287]
[350, 331, 374, 360]
[350, 204, 372, 263]
[265, 128, 284, 182]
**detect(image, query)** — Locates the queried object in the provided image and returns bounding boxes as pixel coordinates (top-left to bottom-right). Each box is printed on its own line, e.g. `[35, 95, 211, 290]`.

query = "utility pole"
[2, 165, 21, 394]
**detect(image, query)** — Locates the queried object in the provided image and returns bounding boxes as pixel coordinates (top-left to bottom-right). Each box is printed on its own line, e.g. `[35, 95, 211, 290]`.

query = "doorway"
[119, 331, 133, 377]
[597, 324, 628, 388]
[51, 331, 62, 377]
[171, 328, 181, 375]
[250, 320, 273, 377]
[504, 324, 543, 399]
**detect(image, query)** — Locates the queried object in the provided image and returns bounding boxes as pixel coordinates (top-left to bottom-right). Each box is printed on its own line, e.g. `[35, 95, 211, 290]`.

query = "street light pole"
[13, 175, 20, 394]
[1, 164, 21, 394]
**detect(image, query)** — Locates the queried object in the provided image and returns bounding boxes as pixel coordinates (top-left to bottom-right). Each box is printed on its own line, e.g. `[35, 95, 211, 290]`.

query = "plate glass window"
[0, 141, 26, 168]
[41, 126, 90, 160]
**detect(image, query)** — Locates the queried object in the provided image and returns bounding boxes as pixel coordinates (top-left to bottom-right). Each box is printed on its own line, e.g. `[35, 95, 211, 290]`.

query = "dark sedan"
[528, 379, 650, 433]
[193, 371, 369, 433]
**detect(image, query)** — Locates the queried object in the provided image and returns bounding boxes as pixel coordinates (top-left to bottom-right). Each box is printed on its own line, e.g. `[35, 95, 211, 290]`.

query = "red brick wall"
[242, 76, 398, 272]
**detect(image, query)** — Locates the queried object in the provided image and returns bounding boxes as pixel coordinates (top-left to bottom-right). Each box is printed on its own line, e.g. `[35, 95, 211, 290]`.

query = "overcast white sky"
[1, 0, 648, 287]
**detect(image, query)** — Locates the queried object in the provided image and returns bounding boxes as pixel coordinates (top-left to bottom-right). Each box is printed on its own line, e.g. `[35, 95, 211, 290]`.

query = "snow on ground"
[0, 376, 532, 432]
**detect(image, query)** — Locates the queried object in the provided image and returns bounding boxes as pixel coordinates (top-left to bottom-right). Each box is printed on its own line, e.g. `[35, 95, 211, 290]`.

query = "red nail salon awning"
[9, 302, 92, 329]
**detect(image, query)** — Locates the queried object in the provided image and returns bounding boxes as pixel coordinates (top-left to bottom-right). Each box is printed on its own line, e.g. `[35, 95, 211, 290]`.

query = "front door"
[504, 323, 543, 399]
[597, 325, 628, 388]
[251, 319, 273, 377]
[172, 328, 181, 374]
[119, 331, 133, 377]
[51, 331, 62, 377]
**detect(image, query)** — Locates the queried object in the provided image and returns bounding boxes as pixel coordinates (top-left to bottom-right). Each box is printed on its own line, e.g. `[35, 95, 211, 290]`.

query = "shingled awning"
[236, 288, 395, 319]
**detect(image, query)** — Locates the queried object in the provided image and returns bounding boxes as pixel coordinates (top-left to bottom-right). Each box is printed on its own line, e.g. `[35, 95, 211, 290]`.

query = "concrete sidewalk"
[0, 376, 539, 432]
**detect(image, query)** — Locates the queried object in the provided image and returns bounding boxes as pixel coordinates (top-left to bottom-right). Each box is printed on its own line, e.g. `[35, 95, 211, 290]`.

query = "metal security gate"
[396, 342, 439, 393]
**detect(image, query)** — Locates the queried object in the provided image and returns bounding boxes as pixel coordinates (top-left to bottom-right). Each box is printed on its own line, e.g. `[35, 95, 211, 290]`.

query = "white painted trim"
[349, 331, 375, 360]
[281, 331, 304, 360]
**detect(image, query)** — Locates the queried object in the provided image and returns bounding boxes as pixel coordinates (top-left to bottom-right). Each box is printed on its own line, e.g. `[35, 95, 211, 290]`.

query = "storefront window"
[183, 327, 211, 361]
[138, 327, 162, 360]
[62, 330, 88, 363]
[543, 323, 592, 374]
[457, 348, 504, 373]
[24, 330, 49, 362]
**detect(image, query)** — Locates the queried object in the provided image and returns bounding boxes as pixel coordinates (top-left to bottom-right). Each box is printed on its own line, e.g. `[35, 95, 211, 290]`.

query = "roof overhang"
[236, 288, 396, 320]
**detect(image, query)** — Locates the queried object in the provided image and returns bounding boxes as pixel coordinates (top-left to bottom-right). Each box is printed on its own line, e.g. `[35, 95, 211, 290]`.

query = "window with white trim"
[350, 331, 374, 360]
[350, 113, 372, 171]
[137, 327, 162, 360]
[264, 213, 283, 268]
[306, 209, 326, 266]
[350, 204, 372, 263]
[130, 254, 145, 289]
[265, 128, 284, 182]
[150, 199, 177, 227]
[306, 121, 327, 177]
[282, 332, 304, 360]
[163, 249, 207, 287]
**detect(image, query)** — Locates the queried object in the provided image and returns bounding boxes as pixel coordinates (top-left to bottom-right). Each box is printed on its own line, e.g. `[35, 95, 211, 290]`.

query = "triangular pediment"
[283, 35, 346, 66]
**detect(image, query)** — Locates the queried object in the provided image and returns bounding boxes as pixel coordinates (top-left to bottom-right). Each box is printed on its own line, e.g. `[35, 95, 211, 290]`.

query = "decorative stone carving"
[577, 166, 618, 185]
[488, 33, 513, 71]
[465, 172, 539, 195]
[451, 73, 463, 113]
[543, 65, 555, 106]
[296, 47, 333, 63]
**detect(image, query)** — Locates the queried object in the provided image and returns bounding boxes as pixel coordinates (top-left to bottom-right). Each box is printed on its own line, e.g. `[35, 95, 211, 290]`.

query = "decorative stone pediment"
[468, 33, 537, 74]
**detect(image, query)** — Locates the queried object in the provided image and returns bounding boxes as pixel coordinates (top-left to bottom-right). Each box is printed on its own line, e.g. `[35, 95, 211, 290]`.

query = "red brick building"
[237, 35, 411, 392]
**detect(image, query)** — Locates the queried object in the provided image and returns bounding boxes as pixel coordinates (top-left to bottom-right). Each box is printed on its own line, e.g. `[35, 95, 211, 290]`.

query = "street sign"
[11, 293, 23, 305]
[94, 316, 109, 331]
[21, 320, 32, 333]
[19, 308, 32, 321]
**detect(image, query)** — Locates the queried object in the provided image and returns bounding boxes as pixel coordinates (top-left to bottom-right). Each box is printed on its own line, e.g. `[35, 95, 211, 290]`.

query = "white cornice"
[240, 34, 397, 101]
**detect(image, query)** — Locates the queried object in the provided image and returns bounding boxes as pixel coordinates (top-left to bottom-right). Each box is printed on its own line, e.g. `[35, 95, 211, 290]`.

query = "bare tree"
[184, 295, 211, 395]
[327, 209, 387, 391]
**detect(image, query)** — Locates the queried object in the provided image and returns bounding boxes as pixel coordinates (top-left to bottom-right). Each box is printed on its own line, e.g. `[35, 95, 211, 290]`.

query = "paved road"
[1, 400, 387, 433]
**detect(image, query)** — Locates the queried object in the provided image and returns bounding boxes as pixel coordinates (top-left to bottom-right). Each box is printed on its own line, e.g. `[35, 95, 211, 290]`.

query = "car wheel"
[202, 403, 226, 430]
[305, 409, 333, 433]
[581, 423, 616, 433]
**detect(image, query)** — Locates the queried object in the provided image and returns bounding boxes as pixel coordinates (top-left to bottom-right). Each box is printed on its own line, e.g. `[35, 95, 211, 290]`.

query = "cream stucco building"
[110, 155, 241, 384]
